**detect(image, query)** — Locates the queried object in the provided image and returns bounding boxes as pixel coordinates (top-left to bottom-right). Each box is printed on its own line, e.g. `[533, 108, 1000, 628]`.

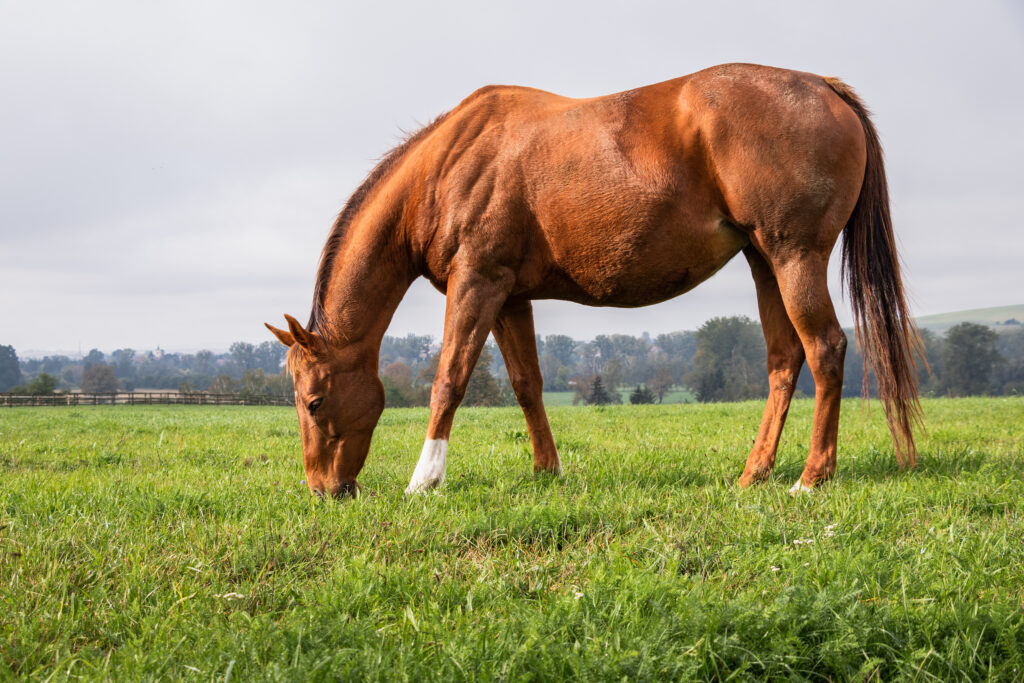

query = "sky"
[2, 0, 1022, 357]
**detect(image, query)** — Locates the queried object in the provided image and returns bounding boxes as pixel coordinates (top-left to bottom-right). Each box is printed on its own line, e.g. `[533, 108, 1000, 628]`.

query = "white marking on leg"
[789, 478, 814, 495]
[405, 439, 448, 494]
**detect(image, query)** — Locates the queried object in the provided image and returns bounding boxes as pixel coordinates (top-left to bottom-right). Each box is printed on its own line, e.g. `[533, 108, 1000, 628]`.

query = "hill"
[915, 304, 1024, 334]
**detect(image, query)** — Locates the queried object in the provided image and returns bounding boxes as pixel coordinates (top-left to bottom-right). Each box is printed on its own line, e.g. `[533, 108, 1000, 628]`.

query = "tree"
[654, 331, 697, 384]
[418, 352, 441, 386]
[12, 373, 59, 394]
[83, 348, 105, 368]
[570, 373, 592, 405]
[601, 358, 625, 395]
[381, 375, 414, 407]
[545, 335, 576, 366]
[81, 364, 118, 392]
[255, 341, 286, 373]
[463, 345, 509, 407]
[554, 366, 571, 392]
[208, 374, 238, 394]
[916, 329, 944, 396]
[382, 361, 414, 387]
[685, 316, 767, 402]
[0, 345, 21, 392]
[381, 361, 429, 407]
[41, 355, 72, 376]
[587, 375, 615, 405]
[229, 342, 258, 372]
[944, 322, 1001, 396]
[629, 384, 655, 404]
[647, 365, 674, 403]
[111, 348, 136, 379]
[193, 350, 216, 376]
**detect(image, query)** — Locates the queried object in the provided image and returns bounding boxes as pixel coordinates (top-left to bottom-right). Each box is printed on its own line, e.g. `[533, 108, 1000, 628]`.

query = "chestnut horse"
[266, 63, 922, 498]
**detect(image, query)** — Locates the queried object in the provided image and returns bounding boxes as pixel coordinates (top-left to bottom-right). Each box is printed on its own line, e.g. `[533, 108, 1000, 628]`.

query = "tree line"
[374, 317, 1024, 407]
[0, 342, 290, 399]
[2, 317, 1021, 404]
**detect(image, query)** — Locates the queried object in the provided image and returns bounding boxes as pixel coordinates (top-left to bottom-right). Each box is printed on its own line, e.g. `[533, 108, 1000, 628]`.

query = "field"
[542, 388, 696, 406]
[2, 398, 1023, 680]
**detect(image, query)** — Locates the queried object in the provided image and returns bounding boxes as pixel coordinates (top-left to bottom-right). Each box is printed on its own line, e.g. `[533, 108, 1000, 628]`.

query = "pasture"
[2, 398, 1023, 680]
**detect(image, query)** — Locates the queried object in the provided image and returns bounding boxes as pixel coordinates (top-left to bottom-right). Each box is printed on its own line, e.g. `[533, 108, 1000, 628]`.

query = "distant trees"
[463, 344, 512, 407]
[943, 323, 1001, 396]
[81, 364, 118, 392]
[381, 360, 429, 408]
[0, 345, 21, 391]
[239, 369, 293, 398]
[208, 374, 238, 394]
[538, 334, 576, 391]
[7, 315, 1024, 402]
[647, 365, 674, 403]
[686, 316, 767, 402]
[83, 348, 105, 368]
[229, 342, 259, 372]
[10, 373, 58, 395]
[380, 334, 432, 369]
[111, 349, 136, 383]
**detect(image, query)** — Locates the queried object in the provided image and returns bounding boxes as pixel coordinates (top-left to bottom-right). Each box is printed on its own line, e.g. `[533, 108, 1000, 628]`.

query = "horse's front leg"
[492, 299, 561, 474]
[405, 267, 514, 494]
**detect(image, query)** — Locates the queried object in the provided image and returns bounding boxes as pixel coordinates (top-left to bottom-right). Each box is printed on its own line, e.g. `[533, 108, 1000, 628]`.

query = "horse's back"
[414, 65, 865, 305]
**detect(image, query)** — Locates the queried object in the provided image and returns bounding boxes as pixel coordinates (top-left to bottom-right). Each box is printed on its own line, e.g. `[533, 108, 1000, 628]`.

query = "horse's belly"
[528, 216, 749, 307]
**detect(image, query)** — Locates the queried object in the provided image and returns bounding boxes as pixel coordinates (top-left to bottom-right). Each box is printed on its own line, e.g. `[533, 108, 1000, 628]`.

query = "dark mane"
[307, 112, 449, 337]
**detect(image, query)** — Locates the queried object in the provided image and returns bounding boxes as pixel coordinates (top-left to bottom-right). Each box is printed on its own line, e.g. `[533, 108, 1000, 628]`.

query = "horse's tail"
[825, 77, 924, 467]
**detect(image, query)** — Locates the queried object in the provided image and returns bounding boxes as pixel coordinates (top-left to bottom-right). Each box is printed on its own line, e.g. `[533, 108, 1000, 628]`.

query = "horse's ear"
[264, 322, 295, 347]
[283, 314, 316, 351]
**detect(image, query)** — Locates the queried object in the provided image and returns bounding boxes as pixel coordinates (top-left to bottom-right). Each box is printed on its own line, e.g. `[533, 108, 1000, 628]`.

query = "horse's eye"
[307, 398, 324, 414]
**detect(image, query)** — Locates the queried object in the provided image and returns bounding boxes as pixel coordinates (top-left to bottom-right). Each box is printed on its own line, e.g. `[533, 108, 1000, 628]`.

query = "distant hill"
[915, 304, 1024, 334]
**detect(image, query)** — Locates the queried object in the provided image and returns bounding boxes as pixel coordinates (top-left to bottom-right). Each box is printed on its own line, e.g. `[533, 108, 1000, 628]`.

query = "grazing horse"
[266, 63, 922, 498]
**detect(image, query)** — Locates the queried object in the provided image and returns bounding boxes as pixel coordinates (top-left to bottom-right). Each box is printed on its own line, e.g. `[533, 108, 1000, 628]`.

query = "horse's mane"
[307, 112, 450, 338]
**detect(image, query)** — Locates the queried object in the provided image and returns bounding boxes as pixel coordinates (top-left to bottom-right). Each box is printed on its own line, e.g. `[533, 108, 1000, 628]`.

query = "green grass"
[543, 387, 695, 406]
[2, 398, 1023, 680]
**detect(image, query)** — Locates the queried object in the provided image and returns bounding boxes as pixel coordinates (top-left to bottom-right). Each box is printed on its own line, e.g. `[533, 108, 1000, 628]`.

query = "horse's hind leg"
[738, 246, 806, 487]
[492, 300, 561, 474]
[772, 254, 848, 491]
[406, 267, 513, 494]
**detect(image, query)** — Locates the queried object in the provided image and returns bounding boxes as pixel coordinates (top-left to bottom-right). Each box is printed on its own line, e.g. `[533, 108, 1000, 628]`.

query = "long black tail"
[826, 77, 924, 467]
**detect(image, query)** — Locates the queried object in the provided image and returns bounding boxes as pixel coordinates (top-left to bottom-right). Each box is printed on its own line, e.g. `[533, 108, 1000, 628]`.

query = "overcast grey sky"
[2, 0, 1022, 356]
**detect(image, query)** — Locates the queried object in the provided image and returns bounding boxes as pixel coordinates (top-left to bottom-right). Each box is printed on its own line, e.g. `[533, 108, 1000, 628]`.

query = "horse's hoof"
[738, 472, 767, 488]
[788, 479, 815, 495]
[404, 476, 444, 495]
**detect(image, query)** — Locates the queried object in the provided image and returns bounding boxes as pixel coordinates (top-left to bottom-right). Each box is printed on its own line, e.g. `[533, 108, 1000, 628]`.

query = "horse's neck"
[320, 215, 415, 363]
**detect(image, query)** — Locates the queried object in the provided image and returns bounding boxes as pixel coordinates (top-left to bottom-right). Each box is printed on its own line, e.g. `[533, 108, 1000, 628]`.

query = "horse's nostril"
[332, 480, 360, 499]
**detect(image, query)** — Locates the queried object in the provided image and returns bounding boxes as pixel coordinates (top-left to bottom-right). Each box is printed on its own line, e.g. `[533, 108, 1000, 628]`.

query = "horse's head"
[265, 314, 385, 498]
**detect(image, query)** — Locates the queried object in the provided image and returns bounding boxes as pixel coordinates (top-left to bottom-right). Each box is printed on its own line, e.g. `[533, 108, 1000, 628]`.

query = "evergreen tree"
[629, 384, 655, 404]
[463, 345, 508, 407]
[588, 375, 613, 405]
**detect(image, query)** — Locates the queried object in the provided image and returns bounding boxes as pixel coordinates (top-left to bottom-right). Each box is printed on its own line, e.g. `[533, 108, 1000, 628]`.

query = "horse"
[265, 63, 922, 498]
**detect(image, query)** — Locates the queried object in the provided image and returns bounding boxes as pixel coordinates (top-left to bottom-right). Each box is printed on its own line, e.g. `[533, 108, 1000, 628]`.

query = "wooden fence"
[0, 392, 294, 407]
